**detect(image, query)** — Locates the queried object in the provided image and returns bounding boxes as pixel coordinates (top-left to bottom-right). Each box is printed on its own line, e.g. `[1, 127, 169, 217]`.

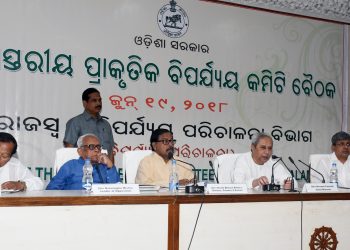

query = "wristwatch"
[18, 181, 27, 191]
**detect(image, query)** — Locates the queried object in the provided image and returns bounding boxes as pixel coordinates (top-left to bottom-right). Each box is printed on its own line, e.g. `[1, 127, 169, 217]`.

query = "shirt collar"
[153, 152, 169, 164]
[83, 110, 101, 121]
[331, 152, 350, 165]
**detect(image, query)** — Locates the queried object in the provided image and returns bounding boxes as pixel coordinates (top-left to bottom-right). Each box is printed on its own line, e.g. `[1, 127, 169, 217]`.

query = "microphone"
[167, 149, 174, 160]
[288, 156, 303, 176]
[298, 159, 325, 183]
[273, 155, 293, 173]
[270, 155, 283, 184]
[272, 155, 297, 192]
[208, 160, 219, 183]
[175, 159, 204, 193]
[262, 155, 281, 191]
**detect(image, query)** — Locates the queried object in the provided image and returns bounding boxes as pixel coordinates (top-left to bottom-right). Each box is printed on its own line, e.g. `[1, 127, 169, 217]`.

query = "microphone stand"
[176, 159, 205, 194]
[262, 156, 281, 191]
[279, 158, 297, 192]
[209, 160, 219, 183]
[288, 157, 303, 176]
[298, 159, 325, 183]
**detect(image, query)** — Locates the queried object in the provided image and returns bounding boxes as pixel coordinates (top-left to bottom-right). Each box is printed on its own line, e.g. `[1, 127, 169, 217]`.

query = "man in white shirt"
[0, 132, 43, 191]
[233, 132, 293, 189]
[311, 131, 350, 186]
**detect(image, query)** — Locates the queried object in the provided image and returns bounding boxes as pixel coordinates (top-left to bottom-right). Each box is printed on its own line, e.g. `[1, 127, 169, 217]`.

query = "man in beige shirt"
[135, 129, 194, 187]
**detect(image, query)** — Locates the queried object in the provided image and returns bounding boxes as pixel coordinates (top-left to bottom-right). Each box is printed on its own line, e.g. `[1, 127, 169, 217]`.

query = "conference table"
[0, 189, 349, 250]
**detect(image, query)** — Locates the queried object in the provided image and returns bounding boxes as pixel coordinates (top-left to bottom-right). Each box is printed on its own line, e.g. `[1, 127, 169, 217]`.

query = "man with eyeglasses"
[311, 131, 350, 185]
[233, 132, 295, 189]
[47, 133, 120, 190]
[135, 128, 194, 187]
[63, 88, 115, 162]
[0, 132, 43, 191]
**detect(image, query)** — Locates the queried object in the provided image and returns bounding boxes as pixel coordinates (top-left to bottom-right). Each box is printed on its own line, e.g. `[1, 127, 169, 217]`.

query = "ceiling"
[215, 0, 350, 24]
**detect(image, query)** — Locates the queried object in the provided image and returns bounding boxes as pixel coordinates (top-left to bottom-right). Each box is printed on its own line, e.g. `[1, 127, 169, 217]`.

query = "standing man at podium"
[63, 88, 114, 162]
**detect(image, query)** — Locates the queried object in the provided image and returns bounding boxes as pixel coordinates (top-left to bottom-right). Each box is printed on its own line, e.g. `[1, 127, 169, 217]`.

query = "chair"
[212, 153, 243, 183]
[122, 150, 153, 184]
[53, 148, 79, 174]
[53, 147, 108, 175]
[309, 154, 329, 182]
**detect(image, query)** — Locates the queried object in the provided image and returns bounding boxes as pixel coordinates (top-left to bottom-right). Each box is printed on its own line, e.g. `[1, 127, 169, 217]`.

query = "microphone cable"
[299, 190, 303, 250]
[187, 192, 205, 250]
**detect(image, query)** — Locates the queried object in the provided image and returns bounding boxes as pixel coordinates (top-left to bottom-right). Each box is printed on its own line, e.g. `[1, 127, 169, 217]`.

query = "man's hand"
[283, 178, 292, 190]
[1, 181, 26, 191]
[179, 178, 194, 186]
[98, 153, 113, 168]
[252, 176, 269, 188]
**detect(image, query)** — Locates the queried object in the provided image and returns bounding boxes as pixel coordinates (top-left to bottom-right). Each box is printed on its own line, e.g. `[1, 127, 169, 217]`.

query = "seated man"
[47, 133, 120, 190]
[0, 132, 43, 191]
[135, 128, 194, 187]
[233, 132, 294, 189]
[311, 131, 350, 186]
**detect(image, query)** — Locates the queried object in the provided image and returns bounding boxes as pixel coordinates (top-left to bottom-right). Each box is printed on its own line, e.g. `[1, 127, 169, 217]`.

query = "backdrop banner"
[0, 0, 345, 184]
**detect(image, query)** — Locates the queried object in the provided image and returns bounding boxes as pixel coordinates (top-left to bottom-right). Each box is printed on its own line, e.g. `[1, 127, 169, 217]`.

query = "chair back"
[122, 150, 153, 183]
[309, 154, 329, 182]
[213, 153, 243, 183]
[309, 154, 329, 167]
[53, 148, 79, 174]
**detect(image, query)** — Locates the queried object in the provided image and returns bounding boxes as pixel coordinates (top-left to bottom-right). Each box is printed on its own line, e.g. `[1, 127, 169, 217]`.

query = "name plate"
[91, 183, 140, 195]
[302, 183, 338, 193]
[207, 184, 248, 194]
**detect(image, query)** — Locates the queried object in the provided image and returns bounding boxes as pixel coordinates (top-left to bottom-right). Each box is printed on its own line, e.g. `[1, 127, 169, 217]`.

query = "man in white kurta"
[0, 157, 43, 191]
[234, 152, 293, 189]
[233, 133, 294, 189]
[311, 131, 350, 187]
[0, 132, 43, 191]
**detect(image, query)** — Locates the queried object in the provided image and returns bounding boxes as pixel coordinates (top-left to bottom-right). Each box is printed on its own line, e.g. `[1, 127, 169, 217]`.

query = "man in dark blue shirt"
[47, 133, 120, 190]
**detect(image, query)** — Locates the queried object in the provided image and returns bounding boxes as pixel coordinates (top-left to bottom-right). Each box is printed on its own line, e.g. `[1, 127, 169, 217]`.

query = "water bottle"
[169, 159, 178, 193]
[82, 158, 93, 191]
[329, 162, 338, 185]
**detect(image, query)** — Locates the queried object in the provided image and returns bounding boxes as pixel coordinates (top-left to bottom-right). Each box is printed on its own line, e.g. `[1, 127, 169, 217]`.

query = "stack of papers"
[1, 189, 21, 193]
[139, 185, 160, 192]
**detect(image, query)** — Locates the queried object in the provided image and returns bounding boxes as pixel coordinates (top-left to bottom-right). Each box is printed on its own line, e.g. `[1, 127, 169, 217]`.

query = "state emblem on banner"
[157, 0, 189, 38]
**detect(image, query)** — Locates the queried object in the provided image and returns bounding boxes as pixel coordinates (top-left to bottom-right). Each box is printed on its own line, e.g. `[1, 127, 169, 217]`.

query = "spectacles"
[335, 142, 350, 147]
[156, 139, 177, 145]
[81, 144, 102, 151]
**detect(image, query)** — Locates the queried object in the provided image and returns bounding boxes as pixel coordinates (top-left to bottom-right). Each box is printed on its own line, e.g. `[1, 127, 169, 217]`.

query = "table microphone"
[208, 160, 219, 183]
[288, 156, 303, 175]
[298, 159, 325, 183]
[272, 155, 297, 192]
[262, 155, 281, 191]
[176, 159, 205, 194]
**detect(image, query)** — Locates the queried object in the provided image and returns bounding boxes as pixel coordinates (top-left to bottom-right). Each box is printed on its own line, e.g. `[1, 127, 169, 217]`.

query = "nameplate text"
[92, 183, 140, 195]
[207, 184, 248, 194]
